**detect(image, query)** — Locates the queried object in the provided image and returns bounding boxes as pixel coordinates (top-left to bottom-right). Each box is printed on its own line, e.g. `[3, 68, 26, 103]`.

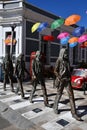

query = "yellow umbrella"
[31, 22, 41, 33]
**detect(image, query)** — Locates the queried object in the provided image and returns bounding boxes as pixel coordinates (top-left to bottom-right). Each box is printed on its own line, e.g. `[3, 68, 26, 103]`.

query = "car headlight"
[76, 80, 81, 84]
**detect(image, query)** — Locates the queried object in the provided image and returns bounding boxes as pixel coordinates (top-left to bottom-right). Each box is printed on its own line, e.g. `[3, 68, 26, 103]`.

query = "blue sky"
[27, 0, 87, 28]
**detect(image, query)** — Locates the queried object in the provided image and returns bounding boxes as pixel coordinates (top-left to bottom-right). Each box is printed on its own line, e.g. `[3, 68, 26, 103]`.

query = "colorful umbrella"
[64, 14, 81, 26]
[84, 41, 87, 46]
[43, 35, 55, 41]
[57, 32, 70, 39]
[4, 35, 16, 45]
[72, 26, 85, 37]
[31, 22, 41, 33]
[79, 44, 86, 48]
[69, 42, 78, 48]
[37, 22, 48, 32]
[51, 18, 64, 29]
[60, 36, 70, 45]
[68, 37, 78, 43]
[78, 34, 87, 43]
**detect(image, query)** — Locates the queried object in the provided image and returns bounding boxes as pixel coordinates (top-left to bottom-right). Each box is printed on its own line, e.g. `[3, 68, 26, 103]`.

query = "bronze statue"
[53, 48, 82, 121]
[2, 53, 14, 92]
[29, 50, 50, 107]
[15, 53, 29, 98]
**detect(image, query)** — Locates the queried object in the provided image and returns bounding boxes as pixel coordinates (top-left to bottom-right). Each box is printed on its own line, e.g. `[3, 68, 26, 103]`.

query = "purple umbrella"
[57, 32, 70, 39]
[72, 26, 85, 37]
[37, 22, 48, 32]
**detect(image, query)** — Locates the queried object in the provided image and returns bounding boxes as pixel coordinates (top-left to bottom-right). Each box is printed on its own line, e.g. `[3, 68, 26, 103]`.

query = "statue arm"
[54, 59, 61, 81]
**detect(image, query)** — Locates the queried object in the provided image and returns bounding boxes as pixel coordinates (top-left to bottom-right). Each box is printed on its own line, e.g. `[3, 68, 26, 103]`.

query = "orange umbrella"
[64, 14, 81, 26]
[84, 41, 87, 46]
[4, 35, 16, 45]
[68, 37, 78, 43]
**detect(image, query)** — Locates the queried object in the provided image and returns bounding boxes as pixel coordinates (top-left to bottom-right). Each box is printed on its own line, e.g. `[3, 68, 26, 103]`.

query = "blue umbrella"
[60, 36, 70, 45]
[37, 22, 48, 32]
[72, 26, 85, 37]
[69, 42, 78, 47]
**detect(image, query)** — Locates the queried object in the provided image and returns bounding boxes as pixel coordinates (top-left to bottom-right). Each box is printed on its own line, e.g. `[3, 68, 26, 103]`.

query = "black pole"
[10, 24, 16, 57]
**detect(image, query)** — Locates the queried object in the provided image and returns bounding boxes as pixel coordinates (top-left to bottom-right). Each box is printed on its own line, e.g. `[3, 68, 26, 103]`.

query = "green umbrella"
[51, 18, 64, 29]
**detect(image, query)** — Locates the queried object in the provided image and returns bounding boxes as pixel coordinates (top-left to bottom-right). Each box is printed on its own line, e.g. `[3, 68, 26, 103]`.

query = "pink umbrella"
[57, 32, 70, 39]
[78, 34, 87, 43]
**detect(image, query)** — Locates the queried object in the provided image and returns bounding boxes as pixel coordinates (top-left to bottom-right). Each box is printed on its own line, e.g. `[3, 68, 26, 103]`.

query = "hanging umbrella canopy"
[78, 34, 87, 43]
[84, 41, 87, 46]
[4, 35, 16, 45]
[72, 26, 85, 37]
[68, 37, 78, 43]
[51, 18, 64, 29]
[60, 36, 70, 45]
[69, 42, 78, 48]
[37, 22, 48, 32]
[31, 22, 41, 33]
[43, 35, 55, 41]
[57, 32, 70, 39]
[64, 14, 81, 26]
[79, 44, 86, 48]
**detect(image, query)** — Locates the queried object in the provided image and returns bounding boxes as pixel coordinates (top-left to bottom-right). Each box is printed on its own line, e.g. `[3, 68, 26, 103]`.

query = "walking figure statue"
[3, 53, 14, 92]
[15, 53, 29, 98]
[29, 50, 50, 107]
[53, 48, 82, 121]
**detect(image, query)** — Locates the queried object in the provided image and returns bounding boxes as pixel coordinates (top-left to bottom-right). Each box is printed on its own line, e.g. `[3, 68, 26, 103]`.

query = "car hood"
[71, 76, 83, 82]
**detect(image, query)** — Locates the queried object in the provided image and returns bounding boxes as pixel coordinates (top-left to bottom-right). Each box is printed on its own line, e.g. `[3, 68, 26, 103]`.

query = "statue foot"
[30, 100, 33, 103]
[53, 109, 59, 114]
[72, 114, 82, 121]
[4, 88, 6, 91]
[45, 104, 51, 107]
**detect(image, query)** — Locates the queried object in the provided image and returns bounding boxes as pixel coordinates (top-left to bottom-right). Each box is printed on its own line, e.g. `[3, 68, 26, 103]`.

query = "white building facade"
[0, 0, 87, 70]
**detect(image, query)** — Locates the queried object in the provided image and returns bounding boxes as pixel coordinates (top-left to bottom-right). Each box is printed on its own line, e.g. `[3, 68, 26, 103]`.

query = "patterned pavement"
[0, 79, 87, 130]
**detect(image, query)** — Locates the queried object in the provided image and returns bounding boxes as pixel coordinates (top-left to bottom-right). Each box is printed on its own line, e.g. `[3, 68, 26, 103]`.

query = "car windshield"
[72, 69, 87, 77]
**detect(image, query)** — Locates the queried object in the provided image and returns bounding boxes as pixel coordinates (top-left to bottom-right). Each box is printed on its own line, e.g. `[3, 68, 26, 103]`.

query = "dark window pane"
[51, 30, 60, 43]
[82, 49, 84, 59]
[73, 46, 78, 64]
[50, 58, 57, 62]
[26, 39, 39, 55]
[50, 44, 60, 57]
[26, 21, 39, 39]
[25, 56, 30, 62]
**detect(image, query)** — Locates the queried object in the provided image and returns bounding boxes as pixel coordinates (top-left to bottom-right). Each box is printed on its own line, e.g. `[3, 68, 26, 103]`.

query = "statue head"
[36, 50, 41, 61]
[59, 48, 68, 61]
[18, 53, 24, 60]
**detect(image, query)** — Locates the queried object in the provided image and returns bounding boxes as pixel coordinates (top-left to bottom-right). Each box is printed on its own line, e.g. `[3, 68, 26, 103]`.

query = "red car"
[71, 69, 87, 89]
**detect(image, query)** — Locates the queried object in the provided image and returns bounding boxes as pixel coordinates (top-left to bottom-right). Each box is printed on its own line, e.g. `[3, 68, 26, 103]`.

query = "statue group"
[2, 48, 82, 121]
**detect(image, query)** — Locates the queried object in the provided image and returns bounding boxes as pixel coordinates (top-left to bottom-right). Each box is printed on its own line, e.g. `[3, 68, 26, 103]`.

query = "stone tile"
[56, 119, 69, 126]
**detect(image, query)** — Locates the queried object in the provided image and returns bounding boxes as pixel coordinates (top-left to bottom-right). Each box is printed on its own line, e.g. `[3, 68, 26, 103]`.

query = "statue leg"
[53, 84, 64, 114]
[3, 74, 7, 91]
[9, 75, 14, 92]
[41, 85, 50, 107]
[29, 80, 37, 103]
[17, 78, 24, 98]
[66, 82, 81, 121]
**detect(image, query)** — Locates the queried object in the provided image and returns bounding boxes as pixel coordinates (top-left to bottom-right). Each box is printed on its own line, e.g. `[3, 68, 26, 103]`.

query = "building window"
[26, 39, 39, 55]
[5, 32, 16, 54]
[26, 21, 39, 39]
[50, 44, 60, 57]
[73, 46, 78, 64]
[82, 49, 85, 59]
[3, 2, 19, 9]
[51, 30, 60, 43]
